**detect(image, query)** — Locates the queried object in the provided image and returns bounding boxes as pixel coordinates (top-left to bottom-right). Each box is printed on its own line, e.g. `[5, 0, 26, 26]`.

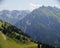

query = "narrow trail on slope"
[0, 31, 7, 40]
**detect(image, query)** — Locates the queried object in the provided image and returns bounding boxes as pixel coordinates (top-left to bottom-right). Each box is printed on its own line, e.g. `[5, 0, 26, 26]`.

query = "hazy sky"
[0, 0, 60, 11]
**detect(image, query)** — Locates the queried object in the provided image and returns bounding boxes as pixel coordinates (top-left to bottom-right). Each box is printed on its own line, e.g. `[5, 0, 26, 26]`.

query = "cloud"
[0, 0, 2, 2]
[57, 0, 60, 2]
[0, 0, 3, 4]
[0, 0, 2, 1]
[56, 0, 60, 3]
[0, 0, 2, 3]
[29, 3, 41, 11]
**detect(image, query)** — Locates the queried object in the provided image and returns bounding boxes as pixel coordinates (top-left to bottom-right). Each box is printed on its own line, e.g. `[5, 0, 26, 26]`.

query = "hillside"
[0, 32, 37, 48]
[0, 20, 37, 48]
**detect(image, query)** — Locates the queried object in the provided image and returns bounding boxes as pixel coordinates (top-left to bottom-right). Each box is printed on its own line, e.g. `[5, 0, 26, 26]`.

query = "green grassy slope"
[0, 32, 37, 48]
[0, 20, 37, 48]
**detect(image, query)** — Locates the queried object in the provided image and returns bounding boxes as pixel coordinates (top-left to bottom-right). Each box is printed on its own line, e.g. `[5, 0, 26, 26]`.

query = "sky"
[0, 0, 60, 11]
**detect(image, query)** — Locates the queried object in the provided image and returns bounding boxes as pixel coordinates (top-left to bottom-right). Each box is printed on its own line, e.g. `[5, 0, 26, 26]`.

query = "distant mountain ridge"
[0, 10, 30, 25]
[15, 6, 60, 47]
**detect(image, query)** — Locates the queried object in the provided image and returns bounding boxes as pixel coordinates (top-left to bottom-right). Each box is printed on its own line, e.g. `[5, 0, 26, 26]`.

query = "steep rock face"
[15, 6, 60, 47]
[0, 10, 30, 25]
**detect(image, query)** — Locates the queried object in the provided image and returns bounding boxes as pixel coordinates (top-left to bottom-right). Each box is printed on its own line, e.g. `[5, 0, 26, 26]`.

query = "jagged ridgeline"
[0, 20, 37, 48]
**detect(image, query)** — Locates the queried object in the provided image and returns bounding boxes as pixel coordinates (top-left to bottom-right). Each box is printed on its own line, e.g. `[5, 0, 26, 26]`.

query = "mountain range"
[0, 10, 30, 25]
[0, 6, 60, 47]
[15, 6, 60, 47]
